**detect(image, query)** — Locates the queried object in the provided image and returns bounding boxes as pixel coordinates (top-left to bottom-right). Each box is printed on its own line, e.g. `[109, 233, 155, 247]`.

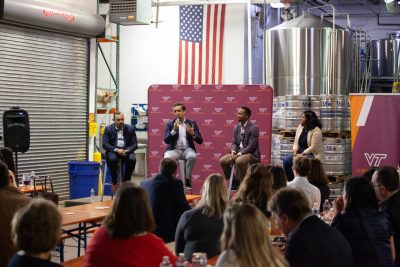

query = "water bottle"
[159, 256, 173, 267]
[323, 199, 331, 222]
[191, 252, 207, 267]
[29, 171, 36, 184]
[90, 188, 95, 202]
[176, 253, 188, 267]
[312, 202, 320, 217]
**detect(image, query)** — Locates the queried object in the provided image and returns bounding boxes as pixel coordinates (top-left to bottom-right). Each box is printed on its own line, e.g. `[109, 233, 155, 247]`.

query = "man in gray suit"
[219, 106, 260, 189]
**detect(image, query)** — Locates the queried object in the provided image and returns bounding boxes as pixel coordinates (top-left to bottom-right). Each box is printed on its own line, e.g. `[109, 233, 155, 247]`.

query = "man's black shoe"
[185, 178, 192, 188]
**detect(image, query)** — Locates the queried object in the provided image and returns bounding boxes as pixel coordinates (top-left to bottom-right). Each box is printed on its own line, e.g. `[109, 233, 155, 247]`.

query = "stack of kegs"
[285, 95, 310, 130]
[271, 133, 281, 165]
[280, 137, 294, 163]
[323, 138, 347, 176]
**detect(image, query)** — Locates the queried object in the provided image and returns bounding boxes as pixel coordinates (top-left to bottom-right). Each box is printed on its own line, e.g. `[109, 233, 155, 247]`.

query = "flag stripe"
[211, 5, 218, 84]
[184, 41, 188, 84]
[191, 42, 195, 84]
[205, 5, 211, 84]
[178, 41, 182, 84]
[218, 5, 226, 84]
[198, 43, 202, 84]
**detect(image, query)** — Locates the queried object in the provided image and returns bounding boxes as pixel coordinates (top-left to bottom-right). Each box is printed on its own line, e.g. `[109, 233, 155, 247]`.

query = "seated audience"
[270, 165, 287, 192]
[216, 203, 288, 267]
[175, 173, 228, 260]
[332, 176, 394, 267]
[269, 188, 352, 267]
[0, 161, 31, 267]
[234, 163, 273, 217]
[287, 156, 320, 208]
[308, 158, 330, 211]
[7, 199, 61, 267]
[363, 166, 378, 181]
[0, 148, 16, 175]
[140, 158, 190, 242]
[372, 166, 400, 267]
[85, 182, 177, 267]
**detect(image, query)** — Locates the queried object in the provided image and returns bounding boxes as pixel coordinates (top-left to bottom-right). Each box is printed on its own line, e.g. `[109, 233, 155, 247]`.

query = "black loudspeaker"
[3, 107, 30, 153]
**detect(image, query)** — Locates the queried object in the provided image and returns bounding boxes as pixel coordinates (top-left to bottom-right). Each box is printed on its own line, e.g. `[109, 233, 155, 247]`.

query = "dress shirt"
[288, 176, 321, 208]
[115, 126, 125, 148]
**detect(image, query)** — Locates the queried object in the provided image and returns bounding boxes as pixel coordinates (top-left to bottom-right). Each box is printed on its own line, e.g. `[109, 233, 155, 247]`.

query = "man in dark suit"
[269, 188, 353, 267]
[141, 158, 190, 242]
[372, 166, 400, 267]
[164, 102, 203, 188]
[103, 111, 138, 189]
[219, 106, 260, 188]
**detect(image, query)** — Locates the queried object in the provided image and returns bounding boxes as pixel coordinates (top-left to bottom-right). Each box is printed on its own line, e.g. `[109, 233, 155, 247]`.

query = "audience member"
[287, 156, 320, 208]
[85, 182, 177, 267]
[308, 158, 330, 211]
[216, 203, 288, 267]
[0, 161, 31, 267]
[7, 199, 61, 267]
[363, 166, 378, 181]
[372, 166, 400, 266]
[175, 173, 228, 260]
[141, 158, 190, 242]
[332, 176, 394, 267]
[234, 163, 273, 217]
[0, 148, 16, 175]
[270, 165, 287, 192]
[269, 188, 352, 267]
[219, 106, 260, 189]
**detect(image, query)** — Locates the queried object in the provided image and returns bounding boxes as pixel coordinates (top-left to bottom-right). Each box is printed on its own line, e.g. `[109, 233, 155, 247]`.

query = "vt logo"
[364, 153, 387, 166]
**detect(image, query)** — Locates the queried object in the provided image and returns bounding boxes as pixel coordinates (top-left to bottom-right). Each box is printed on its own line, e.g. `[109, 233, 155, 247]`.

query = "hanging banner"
[147, 84, 273, 194]
[350, 93, 400, 176]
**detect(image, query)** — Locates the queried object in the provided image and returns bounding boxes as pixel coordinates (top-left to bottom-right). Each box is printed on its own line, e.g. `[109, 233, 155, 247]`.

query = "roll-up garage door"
[0, 23, 88, 200]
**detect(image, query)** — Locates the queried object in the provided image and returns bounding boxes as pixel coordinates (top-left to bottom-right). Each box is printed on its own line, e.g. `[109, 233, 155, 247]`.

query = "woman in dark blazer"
[332, 177, 395, 267]
[175, 173, 228, 260]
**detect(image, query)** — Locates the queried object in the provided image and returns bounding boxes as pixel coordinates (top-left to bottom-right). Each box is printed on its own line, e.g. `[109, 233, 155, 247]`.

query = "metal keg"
[285, 95, 310, 130]
[272, 98, 279, 130]
[323, 138, 346, 176]
[309, 95, 321, 118]
[343, 96, 350, 132]
[277, 96, 286, 130]
[336, 95, 345, 132]
[345, 138, 352, 174]
[271, 133, 282, 165]
[320, 95, 339, 131]
[280, 137, 294, 163]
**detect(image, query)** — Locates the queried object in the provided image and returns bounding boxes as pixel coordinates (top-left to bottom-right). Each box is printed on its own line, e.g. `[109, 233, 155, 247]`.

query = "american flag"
[178, 5, 226, 84]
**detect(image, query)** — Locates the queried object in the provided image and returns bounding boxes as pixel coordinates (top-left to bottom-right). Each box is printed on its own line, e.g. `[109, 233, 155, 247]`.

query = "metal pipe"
[247, 1, 253, 84]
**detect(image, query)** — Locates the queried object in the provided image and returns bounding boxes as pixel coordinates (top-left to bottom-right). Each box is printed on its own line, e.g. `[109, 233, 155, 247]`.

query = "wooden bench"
[62, 256, 84, 267]
[59, 226, 99, 262]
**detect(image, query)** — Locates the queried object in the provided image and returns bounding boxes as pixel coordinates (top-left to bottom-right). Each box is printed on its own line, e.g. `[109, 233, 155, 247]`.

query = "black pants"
[105, 151, 136, 184]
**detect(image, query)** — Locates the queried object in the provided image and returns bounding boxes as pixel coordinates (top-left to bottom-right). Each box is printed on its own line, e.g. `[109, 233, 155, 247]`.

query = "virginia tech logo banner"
[148, 84, 273, 193]
[350, 94, 400, 175]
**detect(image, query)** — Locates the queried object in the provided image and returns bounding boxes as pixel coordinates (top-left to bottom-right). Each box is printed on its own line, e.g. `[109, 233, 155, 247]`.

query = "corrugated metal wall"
[0, 23, 89, 200]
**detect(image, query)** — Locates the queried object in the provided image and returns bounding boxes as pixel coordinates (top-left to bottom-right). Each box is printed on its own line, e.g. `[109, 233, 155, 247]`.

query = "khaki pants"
[219, 153, 258, 183]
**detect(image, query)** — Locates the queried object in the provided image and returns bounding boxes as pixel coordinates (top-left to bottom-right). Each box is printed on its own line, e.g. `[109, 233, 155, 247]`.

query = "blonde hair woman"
[216, 203, 288, 267]
[235, 163, 274, 217]
[175, 173, 228, 260]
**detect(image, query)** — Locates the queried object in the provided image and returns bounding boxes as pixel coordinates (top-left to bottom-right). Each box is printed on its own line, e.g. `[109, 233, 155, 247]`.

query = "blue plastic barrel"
[68, 161, 100, 199]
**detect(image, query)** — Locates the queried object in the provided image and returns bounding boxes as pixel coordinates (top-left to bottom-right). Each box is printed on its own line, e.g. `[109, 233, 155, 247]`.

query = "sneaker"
[185, 178, 192, 188]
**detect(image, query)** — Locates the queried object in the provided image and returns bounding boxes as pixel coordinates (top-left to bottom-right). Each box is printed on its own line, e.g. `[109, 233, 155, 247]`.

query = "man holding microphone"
[163, 102, 203, 188]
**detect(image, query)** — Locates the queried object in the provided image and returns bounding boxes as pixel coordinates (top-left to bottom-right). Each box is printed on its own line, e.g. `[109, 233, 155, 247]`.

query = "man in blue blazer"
[140, 158, 190, 242]
[103, 112, 138, 189]
[164, 103, 203, 188]
[219, 106, 260, 189]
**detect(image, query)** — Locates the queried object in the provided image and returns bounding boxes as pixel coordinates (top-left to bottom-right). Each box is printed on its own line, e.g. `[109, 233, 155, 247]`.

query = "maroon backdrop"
[147, 84, 273, 194]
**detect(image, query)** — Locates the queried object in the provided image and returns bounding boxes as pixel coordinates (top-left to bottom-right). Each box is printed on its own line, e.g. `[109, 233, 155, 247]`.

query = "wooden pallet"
[279, 130, 296, 137]
[327, 174, 351, 183]
[322, 131, 351, 139]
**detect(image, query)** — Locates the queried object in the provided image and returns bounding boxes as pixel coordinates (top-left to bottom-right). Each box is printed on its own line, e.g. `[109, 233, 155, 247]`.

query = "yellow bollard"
[93, 152, 103, 195]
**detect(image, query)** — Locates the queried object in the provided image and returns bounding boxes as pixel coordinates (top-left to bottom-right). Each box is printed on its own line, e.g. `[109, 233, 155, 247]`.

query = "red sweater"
[84, 226, 177, 267]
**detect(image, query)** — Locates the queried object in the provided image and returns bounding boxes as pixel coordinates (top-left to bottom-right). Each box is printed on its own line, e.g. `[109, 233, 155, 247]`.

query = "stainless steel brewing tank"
[265, 13, 354, 96]
[370, 32, 400, 78]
